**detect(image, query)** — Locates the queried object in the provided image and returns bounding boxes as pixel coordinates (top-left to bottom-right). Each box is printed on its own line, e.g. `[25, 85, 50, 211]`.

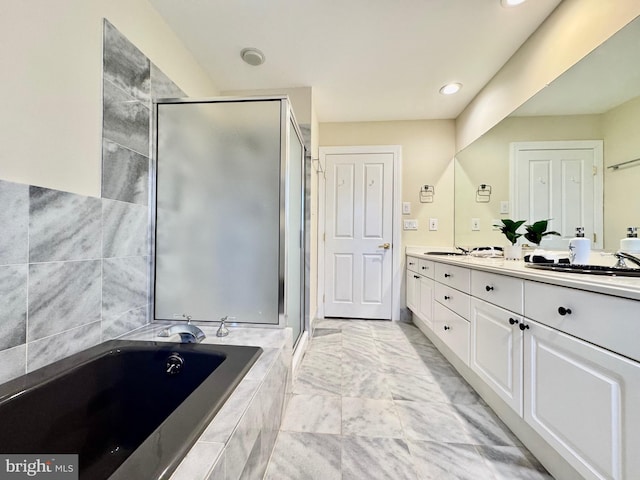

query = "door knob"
[378, 243, 391, 249]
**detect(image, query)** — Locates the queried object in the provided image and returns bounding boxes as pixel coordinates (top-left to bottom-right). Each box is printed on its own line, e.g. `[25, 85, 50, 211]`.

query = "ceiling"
[149, 0, 561, 123]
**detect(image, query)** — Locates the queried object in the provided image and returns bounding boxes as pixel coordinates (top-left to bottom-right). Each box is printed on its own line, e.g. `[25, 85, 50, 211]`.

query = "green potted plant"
[494, 219, 525, 260]
[524, 219, 560, 247]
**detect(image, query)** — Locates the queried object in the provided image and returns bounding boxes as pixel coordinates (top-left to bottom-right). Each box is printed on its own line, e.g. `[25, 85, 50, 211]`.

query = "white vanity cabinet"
[523, 319, 640, 480]
[406, 256, 435, 330]
[405, 253, 640, 480]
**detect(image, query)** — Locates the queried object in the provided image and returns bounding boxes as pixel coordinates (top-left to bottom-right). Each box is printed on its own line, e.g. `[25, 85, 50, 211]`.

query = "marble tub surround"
[29, 186, 102, 263]
[124, 324, 292, 480]
[0, 181, 28, 265]
[0, 178, 151, 383]
[265, 319, 551, 480]
[101, 19, 185, 207]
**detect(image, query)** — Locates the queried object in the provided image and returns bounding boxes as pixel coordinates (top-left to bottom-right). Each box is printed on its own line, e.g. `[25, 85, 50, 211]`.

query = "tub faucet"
[158, 324, 206, 343]
[613, 251, 640, 269]
[217, 316, 233, 337]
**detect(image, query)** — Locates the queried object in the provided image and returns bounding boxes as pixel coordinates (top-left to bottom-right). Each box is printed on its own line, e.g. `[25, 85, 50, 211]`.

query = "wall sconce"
[476, 184, 491, 203]
[420, 185, 434, 203]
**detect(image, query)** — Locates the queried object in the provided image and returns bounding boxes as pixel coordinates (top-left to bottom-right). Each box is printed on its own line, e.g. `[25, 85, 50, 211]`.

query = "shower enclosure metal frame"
[149, 96, 306, 344]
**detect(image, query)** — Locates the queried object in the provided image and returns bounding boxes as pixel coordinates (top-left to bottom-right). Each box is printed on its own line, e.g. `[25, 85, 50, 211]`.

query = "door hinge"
[593, 233, 597, 243]
[323, 233, 325, 242]
[593, 166, 597, 176]
[323, 294, 325, 302]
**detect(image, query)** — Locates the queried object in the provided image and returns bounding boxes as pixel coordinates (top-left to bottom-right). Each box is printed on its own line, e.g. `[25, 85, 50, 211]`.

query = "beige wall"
[456, 0, 640, 152]
[222, 87, 314, 125]
[0, 0, 219, 197]
[319, 120, 457, 247]
[602, 95, 640, 250]
[455, 115, 602, 246]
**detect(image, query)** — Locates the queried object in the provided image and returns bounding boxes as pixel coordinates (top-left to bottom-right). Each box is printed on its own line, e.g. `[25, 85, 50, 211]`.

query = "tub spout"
[158, 324, 206, 343]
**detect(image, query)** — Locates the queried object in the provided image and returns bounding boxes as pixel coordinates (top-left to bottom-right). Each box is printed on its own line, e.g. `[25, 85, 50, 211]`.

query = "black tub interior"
[0, 341, 261, 480]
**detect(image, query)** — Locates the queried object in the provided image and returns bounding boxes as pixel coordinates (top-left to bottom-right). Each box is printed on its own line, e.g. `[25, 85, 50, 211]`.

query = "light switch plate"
[402, 202, 411, 215]
[471, 218, 481, 231]
[429, 218, 438, 231]
[403, 219, 418, 230]
[500, 201, 510, 214]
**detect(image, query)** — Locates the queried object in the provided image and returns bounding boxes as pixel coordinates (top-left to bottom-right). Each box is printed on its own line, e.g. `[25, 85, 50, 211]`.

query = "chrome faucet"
[613, 251, 640, 269]
[217, 316, 233, 337]
[158, 315, 206, 343]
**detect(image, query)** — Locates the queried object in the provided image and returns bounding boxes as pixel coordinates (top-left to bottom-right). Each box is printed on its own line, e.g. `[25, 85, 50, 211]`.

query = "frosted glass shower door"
[154, 100, 282, 324]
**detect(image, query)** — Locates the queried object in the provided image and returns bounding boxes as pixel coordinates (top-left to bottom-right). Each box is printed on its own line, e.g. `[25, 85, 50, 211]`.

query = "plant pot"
[504, 244, 522, 261]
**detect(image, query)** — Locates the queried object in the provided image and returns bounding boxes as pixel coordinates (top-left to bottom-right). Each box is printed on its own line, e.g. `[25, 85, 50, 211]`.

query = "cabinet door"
[470, 298, 523, 415]
[406, 271, 420, 312]
[417, 276, 434, 329]
[524, 320, 640, 480]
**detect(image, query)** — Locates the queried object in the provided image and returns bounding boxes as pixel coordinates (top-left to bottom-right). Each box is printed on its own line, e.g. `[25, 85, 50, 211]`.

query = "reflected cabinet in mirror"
[455, 15, 640, 252]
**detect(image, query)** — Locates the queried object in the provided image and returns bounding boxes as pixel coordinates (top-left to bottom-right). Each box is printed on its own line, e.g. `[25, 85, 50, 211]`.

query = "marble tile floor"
[264, 319, 553, 480]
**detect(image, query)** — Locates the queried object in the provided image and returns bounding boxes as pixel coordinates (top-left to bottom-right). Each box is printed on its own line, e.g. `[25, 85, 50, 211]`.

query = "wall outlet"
[403, 219, 418, 230]
[402, 202, 411, 215]
[500, 201, 510, 214]
[471, 218, 481, 231]
[429, 218, 438, 231]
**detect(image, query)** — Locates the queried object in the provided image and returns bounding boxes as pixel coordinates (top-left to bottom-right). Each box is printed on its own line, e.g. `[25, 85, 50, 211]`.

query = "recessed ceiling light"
[501, 0, 527, 7]
[240, 48, 265, 66]
[439, 83, 462, 95]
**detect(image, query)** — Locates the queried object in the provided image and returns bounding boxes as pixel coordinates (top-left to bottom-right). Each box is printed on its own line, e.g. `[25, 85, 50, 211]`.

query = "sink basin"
[424, 251, 467, 256]
[525, 263, 640, 277]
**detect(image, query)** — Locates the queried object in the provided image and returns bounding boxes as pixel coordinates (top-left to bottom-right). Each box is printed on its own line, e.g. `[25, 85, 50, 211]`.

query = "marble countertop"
[406, 246, 640, 301]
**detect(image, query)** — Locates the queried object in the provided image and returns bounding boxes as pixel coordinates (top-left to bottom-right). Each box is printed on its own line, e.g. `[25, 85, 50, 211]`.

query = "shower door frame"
[149, 96, 305, 340]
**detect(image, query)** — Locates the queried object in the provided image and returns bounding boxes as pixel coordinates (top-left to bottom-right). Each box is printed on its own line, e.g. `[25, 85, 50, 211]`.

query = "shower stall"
[152, 96, 306, 346]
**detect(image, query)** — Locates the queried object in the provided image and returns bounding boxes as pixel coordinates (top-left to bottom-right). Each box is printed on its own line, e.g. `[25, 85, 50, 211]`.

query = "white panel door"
[324, 152, 393, 319]
[511, 141, 603, 249]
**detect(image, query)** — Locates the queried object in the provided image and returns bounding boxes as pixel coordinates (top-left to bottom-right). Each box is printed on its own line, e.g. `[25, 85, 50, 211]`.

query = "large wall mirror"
[455, 15, 640, 252]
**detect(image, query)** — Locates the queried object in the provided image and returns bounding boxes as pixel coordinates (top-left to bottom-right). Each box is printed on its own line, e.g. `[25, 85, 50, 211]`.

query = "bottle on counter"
[620, 227, 640, 254]
[568, 226, 591, 265]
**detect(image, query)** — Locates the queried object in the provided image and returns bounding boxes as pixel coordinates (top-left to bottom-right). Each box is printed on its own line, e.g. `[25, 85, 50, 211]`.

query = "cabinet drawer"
[434, 262, 470, 293]
[471, 270, 524, 314]
[524, 281, 640, 362]
[407, 256, 420, 274]
[418, 259, 434, 279]
[434, 302, 470, 365]
[435, 283, 470, 319]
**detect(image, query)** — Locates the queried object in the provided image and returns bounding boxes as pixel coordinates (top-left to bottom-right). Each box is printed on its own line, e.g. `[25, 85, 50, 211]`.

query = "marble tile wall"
[0, 180, 151, 383]
[0, 21, 186, 385]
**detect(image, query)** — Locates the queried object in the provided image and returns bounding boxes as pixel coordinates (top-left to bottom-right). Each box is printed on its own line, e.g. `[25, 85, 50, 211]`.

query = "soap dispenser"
[569, 227, 591, 264]
[620, 227, 640, 253]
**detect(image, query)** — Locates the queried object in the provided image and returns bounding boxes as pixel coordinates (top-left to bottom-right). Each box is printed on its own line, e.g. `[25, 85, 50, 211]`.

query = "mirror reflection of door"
[510, 140, 604, 249]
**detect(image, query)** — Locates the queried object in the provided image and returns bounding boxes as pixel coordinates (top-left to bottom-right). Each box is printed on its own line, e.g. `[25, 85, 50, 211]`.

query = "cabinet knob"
[422, 266, 428, 270]
[444, 273, 451, 278]
[409, 262, 415, 266]
[508, 318, 519, 325]
[414, 275, 420, 279]
[519, 323, 530, 331]
[485, 285, 494, 292]
[444, 325, 450, 331]
[557, 306, 572, 316]
[444, 295, 450, 300]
